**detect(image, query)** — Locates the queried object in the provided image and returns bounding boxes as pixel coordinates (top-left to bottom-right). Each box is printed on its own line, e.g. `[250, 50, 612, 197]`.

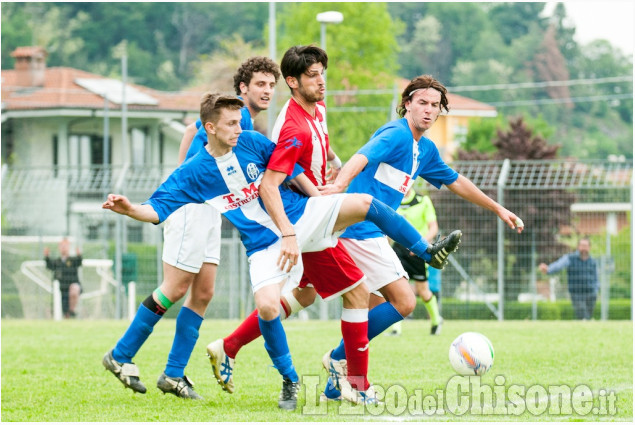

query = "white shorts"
[294, 194, 346, 252]
[248, 242, 304, 294]
[162, 203, 221, 273]
[340, 237, 408, 293]
[247, 194, 346, 293]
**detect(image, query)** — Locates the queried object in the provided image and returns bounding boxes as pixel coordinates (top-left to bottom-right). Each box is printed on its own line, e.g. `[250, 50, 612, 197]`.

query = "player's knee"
[356, 194, 373, 214]
[394, 292, 417, 316]
[196, 284, 215, 304]
[170, 285, 189, 300]
[257, 302, 280, 321]
[295, 288, 317, 307]
[342, 283, 370, 309]
[69, 284, 81, 296]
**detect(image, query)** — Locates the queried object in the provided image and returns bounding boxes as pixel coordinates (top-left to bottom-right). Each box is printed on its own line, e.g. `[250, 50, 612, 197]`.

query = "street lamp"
[316, 11, 343, 106]
[316, 11, 344, 54]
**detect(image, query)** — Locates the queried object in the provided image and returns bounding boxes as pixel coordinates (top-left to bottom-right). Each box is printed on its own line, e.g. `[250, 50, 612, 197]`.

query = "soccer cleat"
[278, 378, 300, 410]
[207, 339, 235, 393]
[319, 376, 342, 402]
[340, 381, 382, 405]
[156, 373, 203, 400]
[322, 350, 347, 391]
[426, 230, 462, 270]
[319, 392, 343, 402]
[431, 317, 444, 336]
[102, 349, 147, 393]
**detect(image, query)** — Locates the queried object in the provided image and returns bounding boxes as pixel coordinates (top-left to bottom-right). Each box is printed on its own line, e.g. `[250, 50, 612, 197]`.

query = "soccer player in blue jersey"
[181, 56, 280, 156]
[317, 74, 525, 401]
[101, 57, 280, 400]
[103, 93, 447, 410]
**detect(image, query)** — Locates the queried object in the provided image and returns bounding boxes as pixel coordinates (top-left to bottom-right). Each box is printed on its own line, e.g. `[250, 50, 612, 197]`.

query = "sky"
[544, 1, 634, 55]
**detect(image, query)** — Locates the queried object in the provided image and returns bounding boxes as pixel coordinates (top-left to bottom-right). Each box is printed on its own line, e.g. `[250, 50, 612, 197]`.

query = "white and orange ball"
[449, 332, 495, 376]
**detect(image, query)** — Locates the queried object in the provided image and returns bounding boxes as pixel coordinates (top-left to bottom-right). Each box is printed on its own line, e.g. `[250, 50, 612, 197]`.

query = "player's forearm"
[331, 154, 367, 192]
[327, 147, 342, 169]
[111, 202, 159, 223]
[126, 204, 160, 223]
[290, 173, 320, 197]
[177, 123, 198, 165]
[448, 175, 502, 214]
[259, 172, 295, 236]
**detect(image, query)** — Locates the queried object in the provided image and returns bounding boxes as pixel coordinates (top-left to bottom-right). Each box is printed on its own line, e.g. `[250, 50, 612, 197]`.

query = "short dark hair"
[233, 56, 281, 95]
[397, 75, 449, 118]
[280, 45, 328, 87]
[200, 92, 244, 125]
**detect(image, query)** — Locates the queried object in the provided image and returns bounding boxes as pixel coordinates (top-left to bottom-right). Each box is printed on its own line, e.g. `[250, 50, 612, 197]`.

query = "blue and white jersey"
[146, 130, 308, 256]
[186, 102, 253, 160]
[342, 117, 459, 240]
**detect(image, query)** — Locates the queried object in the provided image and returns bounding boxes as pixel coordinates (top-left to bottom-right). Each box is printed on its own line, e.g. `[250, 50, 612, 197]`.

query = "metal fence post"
[496, 159, 511, 321]
[531, 230, 537, 320]
[53, 280, 63, 321]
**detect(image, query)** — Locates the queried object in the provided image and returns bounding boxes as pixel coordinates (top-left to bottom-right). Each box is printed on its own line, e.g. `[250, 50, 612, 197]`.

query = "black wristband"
[282, 234, 296, 238]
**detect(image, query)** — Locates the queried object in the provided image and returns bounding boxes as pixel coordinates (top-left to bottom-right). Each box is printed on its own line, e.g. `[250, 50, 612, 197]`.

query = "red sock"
[341, 308, 369, 391]
[223, 309, 261, 359]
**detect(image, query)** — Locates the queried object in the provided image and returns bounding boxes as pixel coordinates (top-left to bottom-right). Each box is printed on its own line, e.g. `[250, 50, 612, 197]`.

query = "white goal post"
[19, 259, 130, 320]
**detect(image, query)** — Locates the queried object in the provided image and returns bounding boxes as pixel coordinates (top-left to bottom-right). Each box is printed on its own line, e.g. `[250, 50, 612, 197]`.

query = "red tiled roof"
[1, 67, 200, 112]
[10, 46, 47, 58]
[446, 92, 496, 112]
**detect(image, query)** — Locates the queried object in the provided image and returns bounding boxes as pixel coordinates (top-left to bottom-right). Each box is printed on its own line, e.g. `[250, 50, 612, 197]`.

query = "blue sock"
[258, 315, 298, 382]
[331, 302, 404, 361]
[113, 304, 162, 363]
[323, 376, 342, 398]
[164, 306, 203, 378]
[365, 197, 430, 260]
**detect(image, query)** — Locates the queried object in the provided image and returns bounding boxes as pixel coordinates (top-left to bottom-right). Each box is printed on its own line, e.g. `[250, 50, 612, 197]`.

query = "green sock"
[423, 295, 441, 326]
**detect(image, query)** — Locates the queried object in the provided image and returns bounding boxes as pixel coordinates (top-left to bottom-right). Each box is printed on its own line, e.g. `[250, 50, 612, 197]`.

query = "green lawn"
[1, 319, 632, 422]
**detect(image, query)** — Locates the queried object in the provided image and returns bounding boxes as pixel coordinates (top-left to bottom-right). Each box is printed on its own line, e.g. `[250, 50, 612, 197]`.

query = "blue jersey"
[186, 103, 253, 160]
[342, 117, 459, 240]
[146, 130, 307, 256]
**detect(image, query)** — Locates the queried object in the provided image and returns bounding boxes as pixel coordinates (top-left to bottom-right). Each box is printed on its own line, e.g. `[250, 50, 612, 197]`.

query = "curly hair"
[233, 56, 281, 95]
[397, 75, 450, 118]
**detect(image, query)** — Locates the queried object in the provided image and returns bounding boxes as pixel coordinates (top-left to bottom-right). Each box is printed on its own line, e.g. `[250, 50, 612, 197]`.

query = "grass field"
[1, 319, 632, 422]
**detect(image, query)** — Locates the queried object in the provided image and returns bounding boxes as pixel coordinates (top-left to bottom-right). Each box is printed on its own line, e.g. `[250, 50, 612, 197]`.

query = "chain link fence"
[1, 159, 631, 320]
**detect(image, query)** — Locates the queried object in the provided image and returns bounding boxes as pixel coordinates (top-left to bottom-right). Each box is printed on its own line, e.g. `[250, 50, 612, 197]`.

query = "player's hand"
[538, 263, 548, 274]
[43, 247, 50, 257]
[499, 208, 524, 234]
[325, 165, 341, 183]
[102, 194, 133, 216]
[317, 182, 344, 196]
[277, 235, 300, 273]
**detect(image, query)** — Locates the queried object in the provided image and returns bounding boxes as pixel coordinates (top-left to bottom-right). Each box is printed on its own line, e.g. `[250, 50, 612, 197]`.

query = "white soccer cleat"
[322, 350, 347, 390]
[340, 381, 382, 405]
[207, 339, 235, 393]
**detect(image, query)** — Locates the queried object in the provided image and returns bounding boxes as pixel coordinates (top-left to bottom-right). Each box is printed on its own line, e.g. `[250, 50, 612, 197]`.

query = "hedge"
[412, 298, 632, 320]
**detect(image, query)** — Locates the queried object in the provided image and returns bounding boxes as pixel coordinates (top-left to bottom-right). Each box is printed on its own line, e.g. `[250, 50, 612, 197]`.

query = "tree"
[532, 25, 573, 108]
[447, 117, 574, 300]
[488, 2, 548, 45]
[275, 2, 403, 160]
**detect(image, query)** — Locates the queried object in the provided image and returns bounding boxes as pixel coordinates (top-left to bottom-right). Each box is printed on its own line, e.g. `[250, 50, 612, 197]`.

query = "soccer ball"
[449, 332, 495, 376]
